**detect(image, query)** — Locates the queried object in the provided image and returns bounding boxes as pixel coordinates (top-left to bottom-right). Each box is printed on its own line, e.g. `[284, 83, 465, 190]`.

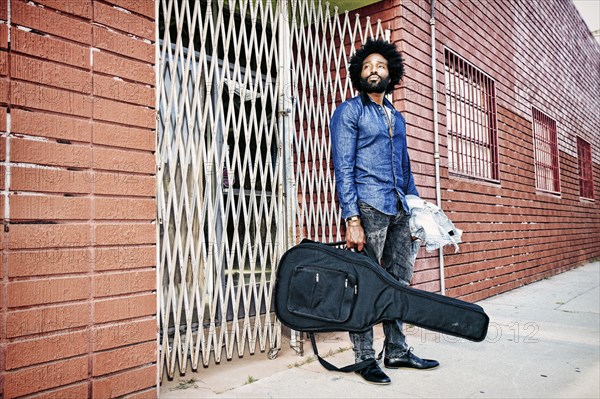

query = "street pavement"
[161, 261, 600, 398]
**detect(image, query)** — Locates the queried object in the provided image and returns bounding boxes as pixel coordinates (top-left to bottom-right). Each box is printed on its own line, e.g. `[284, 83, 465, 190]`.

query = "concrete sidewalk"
[161, 261, 600, 399]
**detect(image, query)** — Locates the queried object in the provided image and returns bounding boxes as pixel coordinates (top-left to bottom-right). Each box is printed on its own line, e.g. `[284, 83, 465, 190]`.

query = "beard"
[359, 74, 390, 93]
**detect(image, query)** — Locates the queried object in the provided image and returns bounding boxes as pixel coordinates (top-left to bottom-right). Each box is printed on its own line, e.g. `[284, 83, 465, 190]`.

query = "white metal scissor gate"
[157, 0, 388, 379]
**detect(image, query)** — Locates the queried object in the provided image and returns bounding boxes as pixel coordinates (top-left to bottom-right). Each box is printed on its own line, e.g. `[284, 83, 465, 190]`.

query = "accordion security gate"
[157, 0, 388, 379]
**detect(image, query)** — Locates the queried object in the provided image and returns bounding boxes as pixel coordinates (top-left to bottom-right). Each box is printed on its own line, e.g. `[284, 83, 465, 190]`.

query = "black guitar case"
[274, 240, 489, 372]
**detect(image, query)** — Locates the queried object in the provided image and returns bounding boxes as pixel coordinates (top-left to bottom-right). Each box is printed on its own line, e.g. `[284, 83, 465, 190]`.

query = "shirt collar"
[360, 92, 396, 111]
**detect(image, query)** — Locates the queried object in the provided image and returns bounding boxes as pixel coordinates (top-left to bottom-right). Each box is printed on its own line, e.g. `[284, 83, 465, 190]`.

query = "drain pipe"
[429, 0, 445, 295]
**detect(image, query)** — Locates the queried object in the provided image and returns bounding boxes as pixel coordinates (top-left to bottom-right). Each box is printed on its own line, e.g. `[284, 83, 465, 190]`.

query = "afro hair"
[348, 38, 404, 94]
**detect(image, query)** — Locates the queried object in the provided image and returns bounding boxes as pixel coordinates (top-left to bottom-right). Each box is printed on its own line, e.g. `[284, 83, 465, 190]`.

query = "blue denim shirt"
[330, 93, 419, 219]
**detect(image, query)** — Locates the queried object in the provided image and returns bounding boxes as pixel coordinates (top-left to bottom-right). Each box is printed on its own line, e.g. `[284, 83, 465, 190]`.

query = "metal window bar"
[457, 56, 465, 174]
[532, 108, 560, 193]
[487, 75, 499, 180]
[444, 49, 498, 181]
[577, 137, 594, 199]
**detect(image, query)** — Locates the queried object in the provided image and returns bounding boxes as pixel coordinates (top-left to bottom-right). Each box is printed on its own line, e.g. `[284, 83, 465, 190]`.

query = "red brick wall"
[355, 0, 600, 298]
[1, 1, 157, 398]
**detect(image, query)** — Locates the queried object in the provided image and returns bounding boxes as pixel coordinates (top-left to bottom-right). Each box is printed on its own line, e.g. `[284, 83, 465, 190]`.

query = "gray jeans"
[350, 202, 420, 362]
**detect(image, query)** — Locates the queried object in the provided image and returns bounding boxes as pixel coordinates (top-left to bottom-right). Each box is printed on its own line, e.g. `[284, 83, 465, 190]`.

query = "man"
[330, 38, 439, 385]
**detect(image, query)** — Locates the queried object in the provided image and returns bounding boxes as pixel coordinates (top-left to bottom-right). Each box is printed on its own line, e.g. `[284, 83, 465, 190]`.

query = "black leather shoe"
[384, 348, 439, 370]
[355, 361, 392, 384]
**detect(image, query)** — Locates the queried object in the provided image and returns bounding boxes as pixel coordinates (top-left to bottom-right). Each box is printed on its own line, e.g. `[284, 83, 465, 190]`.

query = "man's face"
[360, 53, 390, 93]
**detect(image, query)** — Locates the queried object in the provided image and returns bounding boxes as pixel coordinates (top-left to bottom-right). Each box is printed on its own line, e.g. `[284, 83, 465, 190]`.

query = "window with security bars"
[532, 108, 560, 193]
[577, 137, 594, 199]
[444, 49, 499, 181]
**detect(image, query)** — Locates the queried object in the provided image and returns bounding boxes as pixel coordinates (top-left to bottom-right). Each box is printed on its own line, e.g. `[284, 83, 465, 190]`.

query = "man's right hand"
[346, 224, 366, 252]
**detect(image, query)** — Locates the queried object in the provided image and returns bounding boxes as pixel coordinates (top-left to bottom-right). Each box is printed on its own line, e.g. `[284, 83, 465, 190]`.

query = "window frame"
[443, 48, 500, 183]
[531, 107, 561, 194]
[577, 136, 594, 200]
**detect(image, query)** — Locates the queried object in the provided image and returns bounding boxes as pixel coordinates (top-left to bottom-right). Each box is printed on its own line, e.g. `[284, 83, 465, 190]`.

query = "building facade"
[383, 0, 600, 301]
[0, 0, 598, 397]
[0, 0, 158, 397]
